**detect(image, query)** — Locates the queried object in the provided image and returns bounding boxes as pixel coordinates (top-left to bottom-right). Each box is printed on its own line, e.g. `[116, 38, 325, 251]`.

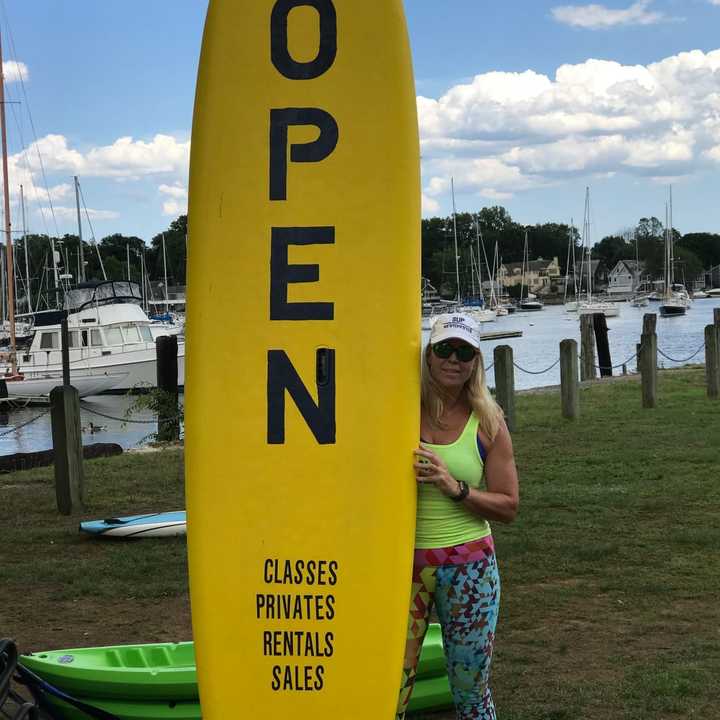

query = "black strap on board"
[14, 663, 120, 720]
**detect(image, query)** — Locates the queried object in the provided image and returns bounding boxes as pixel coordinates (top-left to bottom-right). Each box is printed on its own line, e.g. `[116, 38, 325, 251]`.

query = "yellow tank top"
[415, 413, 491, 549]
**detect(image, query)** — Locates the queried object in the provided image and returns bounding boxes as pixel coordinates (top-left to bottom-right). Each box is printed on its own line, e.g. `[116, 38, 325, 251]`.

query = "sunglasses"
[431, 341, 477, 363]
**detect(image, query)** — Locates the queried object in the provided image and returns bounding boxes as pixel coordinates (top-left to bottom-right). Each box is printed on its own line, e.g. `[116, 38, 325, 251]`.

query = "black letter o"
[271, 0, 337, 80]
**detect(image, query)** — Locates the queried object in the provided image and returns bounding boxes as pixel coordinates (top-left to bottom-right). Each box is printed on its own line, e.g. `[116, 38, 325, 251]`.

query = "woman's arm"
[413, 419, 519, 524]
[462, 421, 519, 523]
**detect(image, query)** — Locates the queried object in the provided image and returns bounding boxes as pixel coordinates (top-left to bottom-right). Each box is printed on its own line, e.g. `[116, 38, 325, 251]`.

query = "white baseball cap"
[429, 313, 480, 349]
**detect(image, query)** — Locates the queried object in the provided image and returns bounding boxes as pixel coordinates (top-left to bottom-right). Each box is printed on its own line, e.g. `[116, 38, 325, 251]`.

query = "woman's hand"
[413, 447, 461, 499]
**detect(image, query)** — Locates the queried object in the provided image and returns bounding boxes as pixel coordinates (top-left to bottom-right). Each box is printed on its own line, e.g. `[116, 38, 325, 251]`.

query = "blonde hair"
[421, 344, 505, 440]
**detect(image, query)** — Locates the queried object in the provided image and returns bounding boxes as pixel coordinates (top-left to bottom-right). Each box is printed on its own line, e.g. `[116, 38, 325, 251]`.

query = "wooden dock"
[479, 329, 523, 341]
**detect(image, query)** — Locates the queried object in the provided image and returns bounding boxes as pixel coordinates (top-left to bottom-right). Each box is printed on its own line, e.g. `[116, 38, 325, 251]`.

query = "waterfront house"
[570, 260, 609, 293]
[500, 256, 561, 296]
[608, 260, 644, 294]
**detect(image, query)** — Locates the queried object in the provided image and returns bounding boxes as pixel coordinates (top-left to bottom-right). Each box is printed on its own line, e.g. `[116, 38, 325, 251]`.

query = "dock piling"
[50, 323, 84, 515]
[580, 314, 595, 381]
[705, 324, 719, 400]
[493, 345, 515, 432]
[640, 313, 658, 409]
[156, 335, 180, 441]
[50, 385, 85, 515]
[593, 313, 612, 377]
[560, 339, 579, 420]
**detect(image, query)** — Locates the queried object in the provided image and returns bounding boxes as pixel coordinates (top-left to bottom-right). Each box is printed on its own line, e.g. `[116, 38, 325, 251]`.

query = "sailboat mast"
[162, 232, 169, 313]
[20, 184, 31, 313]
[521, 233, 525, 302]
[74, 176, 85, 282]
[584, 187, 592, 301]
[669, 186, 674, 288]
[450, 178, 461, 304]
[0, 27, 17, 374]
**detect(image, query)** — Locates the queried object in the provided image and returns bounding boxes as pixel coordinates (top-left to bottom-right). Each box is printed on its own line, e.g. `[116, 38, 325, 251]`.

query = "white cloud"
[551, 0, 670, 29]
[46, 206, 120, 222]
[3, 61, 28, 83]
[418, 49, 720, 210]
[159, 183, 188, 216]
[19, 133, 190, 180]
[422, 193, 440, 214]
[159, 183, 188, 200]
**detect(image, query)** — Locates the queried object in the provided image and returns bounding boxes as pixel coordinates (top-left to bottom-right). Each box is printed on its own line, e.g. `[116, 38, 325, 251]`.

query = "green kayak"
[21, 642, 197, 701]
[22, 625, 447, 704]
[40, 673, 451, 719]
[22, 625, 451, 718]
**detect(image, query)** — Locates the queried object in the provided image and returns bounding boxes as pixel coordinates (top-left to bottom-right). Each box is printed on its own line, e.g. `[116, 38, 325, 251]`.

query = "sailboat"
[629, 230, 649, 307]
[0, 31, 125, 398]
[659, 187, 690, 317]
[466, 215, 496, 323]
[488, 242, 508, 316]
[576, 188, 620, 318]
[564, 221, 580, 312]
[448, 184, 494, 323]
[518, 231, 543, 311]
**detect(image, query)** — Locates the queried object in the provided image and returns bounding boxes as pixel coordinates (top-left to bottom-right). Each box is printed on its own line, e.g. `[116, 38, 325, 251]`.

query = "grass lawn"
[1, 369, 718, 719]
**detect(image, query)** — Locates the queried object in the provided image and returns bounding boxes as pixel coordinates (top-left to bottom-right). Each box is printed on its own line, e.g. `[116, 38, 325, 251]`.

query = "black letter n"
[268, 350, 336, 444]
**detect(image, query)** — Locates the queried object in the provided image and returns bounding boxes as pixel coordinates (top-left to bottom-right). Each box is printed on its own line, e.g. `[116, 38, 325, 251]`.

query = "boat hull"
[18, 352, 185, 393]
[577, 304, 620, 318]
[4, 373, 126, 398]
[659, 304, 687, 316]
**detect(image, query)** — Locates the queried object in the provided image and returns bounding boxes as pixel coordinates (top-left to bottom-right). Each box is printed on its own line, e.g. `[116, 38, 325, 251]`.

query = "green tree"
[595, 234, 634, 271]
[150, 215, 187, 286]
[677, 233, 720, 270]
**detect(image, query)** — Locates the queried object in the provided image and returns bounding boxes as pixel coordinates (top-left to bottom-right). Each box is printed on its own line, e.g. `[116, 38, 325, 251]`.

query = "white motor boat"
[519, 298, 544, 311]
[3, 281, 185, 393]
[707, 288, 720, 298]
[577, 300, 621, 318]
[630, 296, 650, 308]
[467, 308, 497, 323]
[2, 372, 127, 399]
[564, 301, 579, 312]
[692, 290, 708, 299]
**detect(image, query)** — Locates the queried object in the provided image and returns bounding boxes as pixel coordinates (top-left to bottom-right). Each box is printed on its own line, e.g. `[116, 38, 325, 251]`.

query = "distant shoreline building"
[500, 256, 561, 296]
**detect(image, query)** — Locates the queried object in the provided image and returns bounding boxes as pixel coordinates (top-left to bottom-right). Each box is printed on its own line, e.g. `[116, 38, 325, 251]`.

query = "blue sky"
[3, 0, 720, 246]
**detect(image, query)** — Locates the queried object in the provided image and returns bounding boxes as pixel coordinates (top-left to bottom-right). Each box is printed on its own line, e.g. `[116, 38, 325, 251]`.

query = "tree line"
[5, 216, 187, 312]
[422, 207, 720, 297]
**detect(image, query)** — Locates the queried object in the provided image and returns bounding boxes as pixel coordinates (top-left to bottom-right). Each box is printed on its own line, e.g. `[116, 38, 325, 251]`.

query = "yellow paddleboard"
[186, 1, 420, 717]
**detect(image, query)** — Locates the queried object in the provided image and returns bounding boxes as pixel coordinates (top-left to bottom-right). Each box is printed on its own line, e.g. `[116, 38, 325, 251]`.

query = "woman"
[397, 313, 519, 720]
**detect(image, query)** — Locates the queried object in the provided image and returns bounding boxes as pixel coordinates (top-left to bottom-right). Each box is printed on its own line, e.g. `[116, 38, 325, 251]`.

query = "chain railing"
[0, 408, 51, 438]
[79, 402, 183, 426]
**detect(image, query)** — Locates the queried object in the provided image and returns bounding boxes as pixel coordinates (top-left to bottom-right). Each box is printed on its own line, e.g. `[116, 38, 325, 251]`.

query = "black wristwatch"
[452, 480, 470, 502]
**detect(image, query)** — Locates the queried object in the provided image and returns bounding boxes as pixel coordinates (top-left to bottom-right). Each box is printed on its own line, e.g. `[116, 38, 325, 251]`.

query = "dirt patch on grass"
[4, 585, 192, 654]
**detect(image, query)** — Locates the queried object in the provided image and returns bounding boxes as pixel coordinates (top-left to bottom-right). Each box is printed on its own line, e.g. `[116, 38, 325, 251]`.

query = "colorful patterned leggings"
[396, 536, 500, 720]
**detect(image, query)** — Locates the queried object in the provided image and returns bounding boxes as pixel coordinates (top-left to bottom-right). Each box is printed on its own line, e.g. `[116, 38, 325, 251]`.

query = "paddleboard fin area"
[187, 1, 420, 716]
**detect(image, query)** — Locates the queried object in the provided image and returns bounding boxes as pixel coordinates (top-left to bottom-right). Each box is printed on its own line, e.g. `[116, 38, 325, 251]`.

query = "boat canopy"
[64, 281, 143, 313]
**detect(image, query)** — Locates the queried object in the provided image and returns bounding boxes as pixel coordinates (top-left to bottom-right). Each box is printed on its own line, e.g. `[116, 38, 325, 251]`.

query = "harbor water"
[1, 298, 718, 457]
[459, 297, 720, 392]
